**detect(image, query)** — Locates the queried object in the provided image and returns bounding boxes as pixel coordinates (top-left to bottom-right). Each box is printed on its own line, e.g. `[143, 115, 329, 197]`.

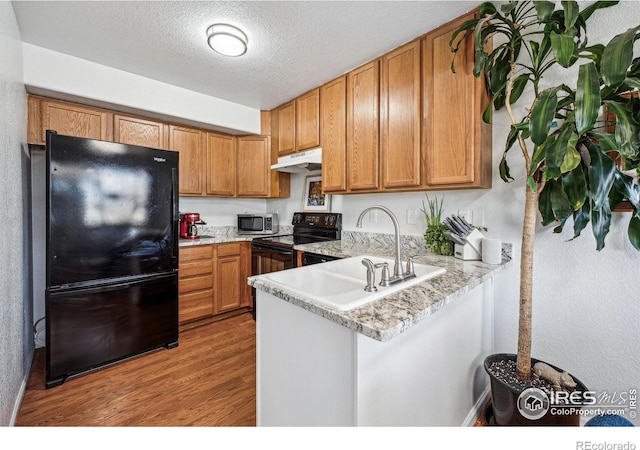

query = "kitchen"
[2, 0, 639, 444]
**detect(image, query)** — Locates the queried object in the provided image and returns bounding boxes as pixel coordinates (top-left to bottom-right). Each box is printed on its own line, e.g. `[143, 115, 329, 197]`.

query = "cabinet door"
[347, 60, 380, 191]
[178, 245, 214, 324]
[214, 243, 243, 313]
[206, 132, 237, 196]
[169, 125, 204, 195]
[114, 114, 167, 149]
[41, 99, 111, 143]
[423, 12, 491, 188]
[237, 136, 270, 197]
[277, 101, 296, 156]
[381, 41, 422, 189]
[320, 76, 347, 192]
[296, 89, 320, 151]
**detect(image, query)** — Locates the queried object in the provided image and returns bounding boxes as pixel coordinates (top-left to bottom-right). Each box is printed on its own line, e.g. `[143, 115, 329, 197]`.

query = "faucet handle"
[405, 256, 415, 276]
[377, 262, 391, 286]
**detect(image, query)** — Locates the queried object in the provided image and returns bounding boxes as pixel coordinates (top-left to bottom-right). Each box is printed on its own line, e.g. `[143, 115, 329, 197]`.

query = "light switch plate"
[406, 209, 418, 225]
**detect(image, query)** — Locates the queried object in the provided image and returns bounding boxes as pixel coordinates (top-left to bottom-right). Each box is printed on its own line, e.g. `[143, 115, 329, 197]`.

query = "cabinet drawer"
[179, 260, 214, 279]
[179, 275, 213, 294]
[217, 242, 241, 257]
[180, 245, 213, 262]
[179, 289, 214, 323]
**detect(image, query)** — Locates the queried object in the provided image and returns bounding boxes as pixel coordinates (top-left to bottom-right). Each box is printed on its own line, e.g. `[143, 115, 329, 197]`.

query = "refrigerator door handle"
[171, 167, 178, 263]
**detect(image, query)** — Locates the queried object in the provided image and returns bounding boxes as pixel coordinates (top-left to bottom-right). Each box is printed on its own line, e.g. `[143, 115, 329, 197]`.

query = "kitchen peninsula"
[249, 236, 512, 426]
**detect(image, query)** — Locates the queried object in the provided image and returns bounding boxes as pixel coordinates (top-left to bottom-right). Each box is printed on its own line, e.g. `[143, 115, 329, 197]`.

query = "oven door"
[250, 243, 295, 319]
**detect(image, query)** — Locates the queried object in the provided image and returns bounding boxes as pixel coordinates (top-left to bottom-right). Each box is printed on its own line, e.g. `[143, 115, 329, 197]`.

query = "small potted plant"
[451, 1, 640, 425]
[420, 195, 453, 255]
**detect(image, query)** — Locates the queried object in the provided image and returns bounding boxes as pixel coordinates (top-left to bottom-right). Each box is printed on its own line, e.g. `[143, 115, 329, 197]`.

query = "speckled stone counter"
[178, 225, 292, 247]
[249, 232, 512, 342]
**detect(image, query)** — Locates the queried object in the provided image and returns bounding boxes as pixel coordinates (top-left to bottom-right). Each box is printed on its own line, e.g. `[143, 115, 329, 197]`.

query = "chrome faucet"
[356, 205, 415, 285]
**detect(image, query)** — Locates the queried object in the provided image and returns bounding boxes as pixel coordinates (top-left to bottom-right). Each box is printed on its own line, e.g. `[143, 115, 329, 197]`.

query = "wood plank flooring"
[15, 312, 256, 426]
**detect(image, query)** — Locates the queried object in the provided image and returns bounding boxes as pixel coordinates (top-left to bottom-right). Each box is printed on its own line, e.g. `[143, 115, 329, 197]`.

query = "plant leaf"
[590, 131, 618, 152]
[590, 200, 612, 250]
[535, 1, 556, 22]
[601, 25, 640, 88]
[538, 181, 556, 226]
[478, 2, 497, 17]
[562, 1, 580, 30]
[560, 133, 581, 173]
[509, 74, 530, 105]
[550, 31, 577, 68]
[575, 62, 601, 136]
[499, 153, 514, 182]
[572, 202, 590, 238]
[603, 100, 640, 160]
[562, 165, 588, 209]
[530, 87, 560, 145]
[628, 215, 640, 250]
[551, 178, 573, 220]
[587, 143, 617, 210]
[613, 169, 640, 210]
[579, 1, 619, 23]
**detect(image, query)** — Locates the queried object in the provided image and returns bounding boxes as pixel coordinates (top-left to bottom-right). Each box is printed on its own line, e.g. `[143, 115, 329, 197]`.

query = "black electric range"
[251, 212, 342, 251]
[250, 212, 342, 319]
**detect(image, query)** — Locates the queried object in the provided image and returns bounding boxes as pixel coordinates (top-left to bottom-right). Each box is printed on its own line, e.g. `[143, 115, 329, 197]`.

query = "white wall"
[179, 196, 266, 227]
[0, 1, 30, 426]
[270, 3, 640, 425]
[22, 43, 261, 135]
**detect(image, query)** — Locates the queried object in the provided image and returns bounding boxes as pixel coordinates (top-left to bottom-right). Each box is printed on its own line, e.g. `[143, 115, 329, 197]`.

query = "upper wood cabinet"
[422, 12, 492, 189]
[237, 135, 271, 197]
[276, 101, 296, 156]
[347, 60, 380, 192]
[295, 88, 321, 151]
[169, 125, 204, 196]
[320, 76, 347, 193]
[206, 132, 237, 196]
[114, 114, 168, 149]
[381, 40, 422, 190]
[29, 96, 112, 144]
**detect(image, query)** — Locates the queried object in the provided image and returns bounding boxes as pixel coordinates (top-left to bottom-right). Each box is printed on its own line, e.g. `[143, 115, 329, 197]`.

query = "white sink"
[260, 255, 446, 311]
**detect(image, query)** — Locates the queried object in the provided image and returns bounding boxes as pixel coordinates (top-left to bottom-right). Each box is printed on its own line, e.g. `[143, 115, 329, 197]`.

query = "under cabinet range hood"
[270, 148, 322, 173]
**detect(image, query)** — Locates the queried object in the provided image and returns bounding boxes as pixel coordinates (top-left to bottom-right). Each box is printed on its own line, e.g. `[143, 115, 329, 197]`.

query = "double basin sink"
[260, 255, 446, 311]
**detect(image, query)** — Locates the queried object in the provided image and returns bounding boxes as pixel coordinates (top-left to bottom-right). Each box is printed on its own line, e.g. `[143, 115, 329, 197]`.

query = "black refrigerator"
[43, 131, 179, 388]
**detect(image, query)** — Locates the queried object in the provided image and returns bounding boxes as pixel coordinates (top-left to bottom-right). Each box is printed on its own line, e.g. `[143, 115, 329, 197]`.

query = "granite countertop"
[177, 225, 292, 247]
[249, 233, 513, 342]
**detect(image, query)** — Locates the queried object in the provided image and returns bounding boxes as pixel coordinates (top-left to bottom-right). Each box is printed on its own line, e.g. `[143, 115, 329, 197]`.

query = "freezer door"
[46, 132, 179, 287]
[45, 273, 178, 388]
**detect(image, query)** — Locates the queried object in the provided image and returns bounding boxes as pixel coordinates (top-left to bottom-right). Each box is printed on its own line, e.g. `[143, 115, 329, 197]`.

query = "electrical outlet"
[474, 211, 485, 227]
[406, 209, 418, 225]
[369, 210, 378, 223]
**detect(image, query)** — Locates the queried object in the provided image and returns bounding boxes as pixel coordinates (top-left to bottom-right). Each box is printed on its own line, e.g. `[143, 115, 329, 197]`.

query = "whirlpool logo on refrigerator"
[153, 157, 166, 163]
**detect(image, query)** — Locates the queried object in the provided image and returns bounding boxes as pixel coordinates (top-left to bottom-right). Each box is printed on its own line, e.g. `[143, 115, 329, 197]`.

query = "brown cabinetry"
[295, 88, 321, 151]
[381, 40, 422, 190]
[320, 76, 348, 192]
[178, 245, 214, 324]
[237, 135, 271, 197]
[422, 12, 492, 189]
[276, 101, 296, 156]
[169, 125, 205, 195]
[179, 242, 252, 325]
[347, 60, 380, 192]
[206, 132, 237, 196]
[114, 114, 168, 149]
[28, 96, 112, 144]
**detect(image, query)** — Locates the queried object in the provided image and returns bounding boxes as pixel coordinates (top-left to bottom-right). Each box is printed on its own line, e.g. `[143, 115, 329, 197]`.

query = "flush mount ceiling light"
[207, 23, 248, 57]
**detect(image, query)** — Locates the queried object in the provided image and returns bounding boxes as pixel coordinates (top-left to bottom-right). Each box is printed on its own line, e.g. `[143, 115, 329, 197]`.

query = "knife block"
[453, 229, 484, 261]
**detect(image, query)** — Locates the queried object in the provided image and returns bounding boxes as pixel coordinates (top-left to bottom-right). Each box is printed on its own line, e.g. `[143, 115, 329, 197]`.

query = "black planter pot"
[484, 353, 589, 426]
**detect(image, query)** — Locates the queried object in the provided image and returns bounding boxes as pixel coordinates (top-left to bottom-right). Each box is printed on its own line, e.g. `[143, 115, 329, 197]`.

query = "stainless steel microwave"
[237, 213, 279, 235]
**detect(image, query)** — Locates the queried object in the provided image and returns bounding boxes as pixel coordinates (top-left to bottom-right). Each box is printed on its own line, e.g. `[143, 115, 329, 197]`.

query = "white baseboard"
[10, 351, 33, 426]
[463, 387, 491, 426]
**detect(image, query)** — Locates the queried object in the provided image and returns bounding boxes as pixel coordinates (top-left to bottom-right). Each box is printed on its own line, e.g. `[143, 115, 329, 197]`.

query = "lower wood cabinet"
[178, 242, 252, 325]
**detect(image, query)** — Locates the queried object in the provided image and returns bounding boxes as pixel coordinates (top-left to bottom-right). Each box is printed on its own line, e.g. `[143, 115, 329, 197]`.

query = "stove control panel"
[292, 212, 342, 229]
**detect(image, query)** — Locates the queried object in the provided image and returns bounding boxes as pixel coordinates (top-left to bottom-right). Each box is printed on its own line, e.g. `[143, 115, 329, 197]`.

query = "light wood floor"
[16, 312, 256, 426]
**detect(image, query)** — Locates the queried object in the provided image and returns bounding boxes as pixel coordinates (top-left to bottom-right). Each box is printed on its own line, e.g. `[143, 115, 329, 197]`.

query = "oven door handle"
[251, 245, 294, 256]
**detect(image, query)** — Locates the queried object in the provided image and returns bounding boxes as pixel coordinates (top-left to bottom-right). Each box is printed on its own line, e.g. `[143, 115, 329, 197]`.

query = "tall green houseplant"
[451, 1, 640, 382]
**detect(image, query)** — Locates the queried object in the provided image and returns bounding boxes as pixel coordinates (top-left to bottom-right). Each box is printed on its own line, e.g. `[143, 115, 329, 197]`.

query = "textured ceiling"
[12, 0, 481, 110]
